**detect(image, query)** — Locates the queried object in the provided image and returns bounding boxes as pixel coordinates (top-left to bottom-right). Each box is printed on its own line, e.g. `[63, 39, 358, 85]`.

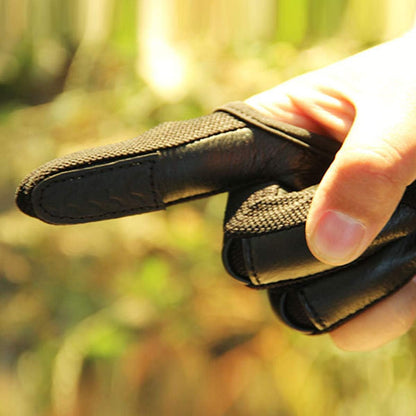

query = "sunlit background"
[2, 1, 416, 415]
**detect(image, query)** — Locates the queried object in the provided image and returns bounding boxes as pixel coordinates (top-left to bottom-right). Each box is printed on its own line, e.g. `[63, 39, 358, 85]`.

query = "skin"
[246, 30, 416, 351]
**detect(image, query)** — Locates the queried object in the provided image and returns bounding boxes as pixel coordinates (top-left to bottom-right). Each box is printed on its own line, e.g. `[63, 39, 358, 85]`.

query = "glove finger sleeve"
[223, 183, 328, 285]
[16, 102, 339, 225]
[268, 231, 416, 334]
[223, 182, 416, 333]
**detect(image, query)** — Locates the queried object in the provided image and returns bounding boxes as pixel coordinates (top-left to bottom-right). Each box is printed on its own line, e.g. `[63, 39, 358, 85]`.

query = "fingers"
[330, 278, 416, 351]
[245, 34, 416, 347]
[247, 81, 355, 141]
[306, 114, 416, 265]
[17, 102, 335, 224]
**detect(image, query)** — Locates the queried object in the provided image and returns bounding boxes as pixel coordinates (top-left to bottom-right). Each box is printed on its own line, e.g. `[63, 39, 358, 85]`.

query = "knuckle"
[337, 143, 411, 190]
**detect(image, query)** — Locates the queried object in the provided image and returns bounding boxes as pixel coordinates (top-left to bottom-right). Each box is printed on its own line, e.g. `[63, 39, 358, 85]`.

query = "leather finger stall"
[222, 181, 416, 334]
[15, 102, 416, 335]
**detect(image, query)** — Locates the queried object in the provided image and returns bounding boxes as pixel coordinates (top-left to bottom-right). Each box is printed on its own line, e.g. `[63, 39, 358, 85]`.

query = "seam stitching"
[38, 160, 158, 220]
[25, 122, 246, 198]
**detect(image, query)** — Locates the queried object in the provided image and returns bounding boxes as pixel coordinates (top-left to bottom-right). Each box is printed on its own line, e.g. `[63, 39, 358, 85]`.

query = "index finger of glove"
[16, 102, 338, 225]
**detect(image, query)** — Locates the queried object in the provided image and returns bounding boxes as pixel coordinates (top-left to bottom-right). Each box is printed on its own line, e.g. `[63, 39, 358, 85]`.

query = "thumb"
[306, 111, 416, 265]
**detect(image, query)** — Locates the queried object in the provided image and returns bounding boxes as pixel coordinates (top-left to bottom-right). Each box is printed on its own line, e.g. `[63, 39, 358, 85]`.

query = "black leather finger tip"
[268, 289, 317, 334]
[222, 234, 321, 335]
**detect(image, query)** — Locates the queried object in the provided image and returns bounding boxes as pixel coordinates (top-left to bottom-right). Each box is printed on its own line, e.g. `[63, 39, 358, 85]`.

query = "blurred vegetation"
[2, 0, 416, 415]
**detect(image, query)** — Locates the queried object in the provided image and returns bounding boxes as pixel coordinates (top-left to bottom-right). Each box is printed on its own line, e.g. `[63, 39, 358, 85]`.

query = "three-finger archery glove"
[16, 102, 416, 334]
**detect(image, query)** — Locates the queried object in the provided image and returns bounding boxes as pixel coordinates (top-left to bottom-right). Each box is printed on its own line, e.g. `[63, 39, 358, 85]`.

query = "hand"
[246, 30, 416, 351]
[16, 32, 416, 352]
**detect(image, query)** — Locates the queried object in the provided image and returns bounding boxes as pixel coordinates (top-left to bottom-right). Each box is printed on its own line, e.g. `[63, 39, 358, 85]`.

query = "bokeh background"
[2, 0, 416, 415]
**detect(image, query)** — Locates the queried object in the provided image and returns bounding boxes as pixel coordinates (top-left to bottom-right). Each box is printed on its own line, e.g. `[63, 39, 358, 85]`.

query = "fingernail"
[309, 210, 366, 265]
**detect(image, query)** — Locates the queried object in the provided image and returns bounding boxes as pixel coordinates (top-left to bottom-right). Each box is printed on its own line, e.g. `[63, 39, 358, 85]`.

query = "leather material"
[269, 231, 416, 333]
[223, 185, 416, 287]
[15, 102, 416, 335]
[30, 154, 162, 224]
[223, 181, 416, 333]
[16, 103, 338, 224]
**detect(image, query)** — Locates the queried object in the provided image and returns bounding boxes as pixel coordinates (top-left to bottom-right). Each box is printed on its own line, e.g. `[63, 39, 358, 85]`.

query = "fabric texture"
[15, 101, 416, 335]
[16, 111, 245, 217]
[224, 184, 315, 237]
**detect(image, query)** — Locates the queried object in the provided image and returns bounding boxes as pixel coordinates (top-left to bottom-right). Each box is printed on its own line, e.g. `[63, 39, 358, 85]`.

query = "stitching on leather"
[30, 124, 246, 187]
[38, 160, 159, 220]
[21, 122, 248, 213]
[36, 126, 256, 222]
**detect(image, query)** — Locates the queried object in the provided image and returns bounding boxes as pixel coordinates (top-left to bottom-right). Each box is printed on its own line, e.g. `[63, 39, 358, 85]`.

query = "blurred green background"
[2, 0, 416, 415]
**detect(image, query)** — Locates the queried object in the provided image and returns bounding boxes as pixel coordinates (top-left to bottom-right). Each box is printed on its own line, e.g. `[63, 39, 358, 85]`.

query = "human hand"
[16, 32, 416, 352]
[247, 30, 416, 351]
